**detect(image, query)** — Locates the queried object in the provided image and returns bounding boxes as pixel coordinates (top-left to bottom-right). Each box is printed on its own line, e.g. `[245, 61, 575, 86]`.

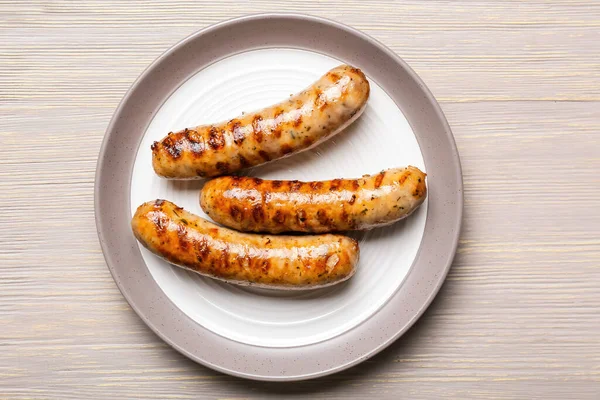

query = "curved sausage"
[200, 166, 427, 233]
[151, 65, 370, 179]
[131, 200, 359, 289]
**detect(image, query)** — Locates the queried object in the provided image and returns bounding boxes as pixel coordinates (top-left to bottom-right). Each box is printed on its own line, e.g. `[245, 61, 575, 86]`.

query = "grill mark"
[252, 177, 262, 185]
[230, 205, 242, 221]
[271, 180, 283, 189]
[258, 150, 271, 161]
[231, 120, 245, 145]
[351, 180, 360, 190]
[328, 72, 341, 82]
[215, 162, 228, 174]
[310, 181, 323, 190]
[221, 247, 230, 272]
[194, 237, 210, 262]
[346, 215, 357, 230]
[329, 179, 342, 191]
[238, 154, 250, 167]
[314, 88, 323, 105]
[349, 194, 356, 205]
[162, 136, 182, 159]
[252, 115, 264, 143]
[303, 137, 314, 147]
[166, 143, 182, 158]
[280, 144, 293, 155]
[341, 209, 351, 227]
[177, 225, 189, 251]
[229, 176, 240, 187]
[274, 108, 284, 122]
[290, 180, 302, 191]
[185, 129, 205, 155]
[374, 171, 386, 188]
[152, 213, 168, 233]
[252, 204, 264, 222]
[261, 259, 271, 274]
[399, 171, 410, 184]
[293, 114, 303, 128]
[316, 209, 329, 226]
[208, 126, 225, 149]
[296, 209, 307, 225]
[274, 210, 285, 224]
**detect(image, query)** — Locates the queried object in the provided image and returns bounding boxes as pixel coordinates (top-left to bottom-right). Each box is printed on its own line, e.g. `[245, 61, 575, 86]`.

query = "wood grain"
[1, 1, 599, 399]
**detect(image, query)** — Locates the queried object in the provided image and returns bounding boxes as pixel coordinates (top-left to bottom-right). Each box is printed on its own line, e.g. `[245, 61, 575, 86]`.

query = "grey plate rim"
[95, 13, 463, 381]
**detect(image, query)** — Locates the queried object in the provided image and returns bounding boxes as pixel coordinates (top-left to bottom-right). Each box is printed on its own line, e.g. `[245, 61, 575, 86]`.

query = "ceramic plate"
[95, 13, 462, 381]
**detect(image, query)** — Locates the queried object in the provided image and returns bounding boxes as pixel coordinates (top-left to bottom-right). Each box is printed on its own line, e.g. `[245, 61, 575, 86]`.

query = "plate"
[95, 13, 462, 381]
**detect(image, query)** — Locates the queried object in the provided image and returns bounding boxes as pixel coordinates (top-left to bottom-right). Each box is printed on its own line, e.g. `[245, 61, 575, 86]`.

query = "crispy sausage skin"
[151, 65, 370, 179]
[131, 200, 359, 289]
[200, 166, 427, 234]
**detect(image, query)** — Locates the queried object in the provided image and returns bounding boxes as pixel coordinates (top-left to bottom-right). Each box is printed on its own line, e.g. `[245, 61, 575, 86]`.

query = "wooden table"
[2, 1, 599, 398]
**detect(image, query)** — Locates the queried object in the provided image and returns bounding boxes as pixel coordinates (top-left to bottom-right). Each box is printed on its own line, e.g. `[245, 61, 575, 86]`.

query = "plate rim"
[95, 12, 463, 381]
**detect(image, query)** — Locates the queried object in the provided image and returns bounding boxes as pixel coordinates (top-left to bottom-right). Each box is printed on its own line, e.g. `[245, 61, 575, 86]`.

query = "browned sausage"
[151, 65, 370, 179]
[131, 200, 359, 289]
[200, 166, 427, 233]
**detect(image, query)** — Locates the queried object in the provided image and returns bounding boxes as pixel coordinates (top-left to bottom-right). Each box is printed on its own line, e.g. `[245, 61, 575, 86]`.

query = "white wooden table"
[1, 1, 599, 398]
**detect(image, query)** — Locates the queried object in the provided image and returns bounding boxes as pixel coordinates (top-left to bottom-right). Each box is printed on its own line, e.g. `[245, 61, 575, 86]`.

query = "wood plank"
[1, 1, 599, 398]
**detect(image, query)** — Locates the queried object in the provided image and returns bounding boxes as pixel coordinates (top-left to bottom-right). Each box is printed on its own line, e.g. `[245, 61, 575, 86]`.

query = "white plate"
[130, 48, 428, 348]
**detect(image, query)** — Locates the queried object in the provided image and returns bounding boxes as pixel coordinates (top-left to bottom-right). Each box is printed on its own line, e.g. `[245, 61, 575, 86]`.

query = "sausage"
[200, 166, 427, 234]
[131, 200, 359, 289]
[151, 65, 370, 179]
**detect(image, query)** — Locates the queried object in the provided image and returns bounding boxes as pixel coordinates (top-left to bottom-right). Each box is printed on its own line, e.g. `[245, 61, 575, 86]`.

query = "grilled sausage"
[151, 65, 370, 179]
[131, 200, 359, 289]
[200, 166, 427, 234]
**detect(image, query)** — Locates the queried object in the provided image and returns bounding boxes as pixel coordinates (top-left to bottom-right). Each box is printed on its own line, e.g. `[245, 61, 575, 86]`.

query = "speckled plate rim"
[94, 13, 463, 381]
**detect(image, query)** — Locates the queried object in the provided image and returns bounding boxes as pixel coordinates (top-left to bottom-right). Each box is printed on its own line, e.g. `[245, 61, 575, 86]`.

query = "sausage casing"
[200, 166, 427, 233]
[151, 65, 370, 179]
[131, 200, 359, 289]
